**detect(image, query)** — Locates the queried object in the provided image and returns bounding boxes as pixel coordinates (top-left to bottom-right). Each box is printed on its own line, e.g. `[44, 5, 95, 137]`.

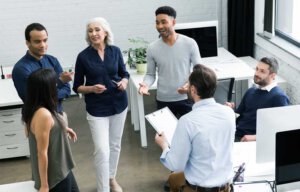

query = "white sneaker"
[110, 178, 123, 192]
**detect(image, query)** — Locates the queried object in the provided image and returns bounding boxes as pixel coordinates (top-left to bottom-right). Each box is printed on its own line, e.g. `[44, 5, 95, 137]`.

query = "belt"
[186, 180, 229, 192]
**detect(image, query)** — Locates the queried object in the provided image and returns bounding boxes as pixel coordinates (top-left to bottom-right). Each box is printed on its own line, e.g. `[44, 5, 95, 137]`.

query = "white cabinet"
[0, 107, 29, 159]
[0, 67, 28, 159]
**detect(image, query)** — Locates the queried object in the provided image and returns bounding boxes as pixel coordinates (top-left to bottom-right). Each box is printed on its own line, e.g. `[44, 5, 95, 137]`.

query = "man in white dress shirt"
[155, 64, 236, 192]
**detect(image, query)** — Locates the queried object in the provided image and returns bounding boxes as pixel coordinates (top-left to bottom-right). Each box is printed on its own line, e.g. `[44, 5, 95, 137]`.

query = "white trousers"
[87, 108, 127, 192]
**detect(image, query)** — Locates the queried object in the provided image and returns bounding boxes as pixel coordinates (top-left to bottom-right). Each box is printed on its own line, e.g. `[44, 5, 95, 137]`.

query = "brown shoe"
[110, 178, 123, 192]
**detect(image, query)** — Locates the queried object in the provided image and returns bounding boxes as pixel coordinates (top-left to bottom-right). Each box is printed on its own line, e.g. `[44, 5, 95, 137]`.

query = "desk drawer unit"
[0, 143, 29, 159]
[0, 130, 27, 145]
[0, 107, 29, 159]
[0, 113, 22, 132]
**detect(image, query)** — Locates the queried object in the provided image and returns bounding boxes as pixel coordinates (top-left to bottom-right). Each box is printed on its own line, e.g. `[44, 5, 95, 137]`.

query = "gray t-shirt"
[143, 34, 202, 102]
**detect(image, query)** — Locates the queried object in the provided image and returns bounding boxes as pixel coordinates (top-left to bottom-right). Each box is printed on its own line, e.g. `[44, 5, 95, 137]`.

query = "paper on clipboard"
[145, 107, 178, 146]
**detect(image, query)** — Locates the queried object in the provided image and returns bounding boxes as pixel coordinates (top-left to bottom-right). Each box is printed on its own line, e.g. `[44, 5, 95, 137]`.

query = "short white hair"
[85, 17, 114, 45]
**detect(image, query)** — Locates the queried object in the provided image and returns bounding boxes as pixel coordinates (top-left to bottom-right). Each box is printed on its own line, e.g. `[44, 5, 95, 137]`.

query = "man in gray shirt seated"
[155, 64, 235, 192]
[139, 5, 202, 118]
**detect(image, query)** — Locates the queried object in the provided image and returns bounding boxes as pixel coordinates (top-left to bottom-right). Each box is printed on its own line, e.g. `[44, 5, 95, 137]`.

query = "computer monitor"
[276, 129, 300, 186]
[175, 20, 218, 58]
[256, 105, 300, 164]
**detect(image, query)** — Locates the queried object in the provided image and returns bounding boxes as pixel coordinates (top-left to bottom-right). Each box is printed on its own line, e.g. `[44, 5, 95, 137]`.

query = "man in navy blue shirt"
[226, 57, 289, 142]
[13, 23, 73, 113]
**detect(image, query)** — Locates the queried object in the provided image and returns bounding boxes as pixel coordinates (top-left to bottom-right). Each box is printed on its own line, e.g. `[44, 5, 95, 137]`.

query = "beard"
[158, 28, 172, 38]
[254, 76, 268, 87]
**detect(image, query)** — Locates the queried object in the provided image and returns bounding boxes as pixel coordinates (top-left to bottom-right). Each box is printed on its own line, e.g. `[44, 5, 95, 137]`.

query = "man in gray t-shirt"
[139, 6, 201, 118]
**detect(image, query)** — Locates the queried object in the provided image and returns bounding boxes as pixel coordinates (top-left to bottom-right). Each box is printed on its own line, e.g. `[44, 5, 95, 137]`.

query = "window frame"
[275, 0, 300, 48]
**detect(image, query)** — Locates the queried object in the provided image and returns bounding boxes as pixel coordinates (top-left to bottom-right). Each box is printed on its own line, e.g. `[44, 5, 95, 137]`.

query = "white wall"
[254, 0, 300, 104]
[0, 0, 227, 68]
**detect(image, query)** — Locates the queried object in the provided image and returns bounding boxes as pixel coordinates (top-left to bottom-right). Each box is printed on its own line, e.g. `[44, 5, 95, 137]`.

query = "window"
[275, 0, 300, 47]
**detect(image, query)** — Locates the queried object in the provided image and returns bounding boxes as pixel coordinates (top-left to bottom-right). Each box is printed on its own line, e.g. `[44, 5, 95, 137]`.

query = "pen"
[112, 80, 120, 86]
[233, 162, 245, 182]
[1, 65, 5, 79]
[237, 162, 245, 172]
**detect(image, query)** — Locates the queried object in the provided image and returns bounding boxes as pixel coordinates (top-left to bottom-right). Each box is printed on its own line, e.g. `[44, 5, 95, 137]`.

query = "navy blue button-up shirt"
[12, 51, 71, 113]
[73, 45, 129, 117]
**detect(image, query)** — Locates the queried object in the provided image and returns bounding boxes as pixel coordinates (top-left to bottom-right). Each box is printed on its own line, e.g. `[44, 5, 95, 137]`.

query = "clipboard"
[145, 107, 178, 146]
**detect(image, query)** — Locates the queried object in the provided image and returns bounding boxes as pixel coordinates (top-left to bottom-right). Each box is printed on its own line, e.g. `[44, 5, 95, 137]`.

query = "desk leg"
[129, 79, 140, 131]
[128, 78, 148, 148]
[129, 79, 135, 126]
[126, 82, 131, 112]
[136, 92, 147, 148]
[131, 82, 140, 132]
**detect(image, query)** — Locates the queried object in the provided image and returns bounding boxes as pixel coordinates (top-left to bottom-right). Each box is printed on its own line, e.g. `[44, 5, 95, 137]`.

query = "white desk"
[0, 79, 23, 107]
[233, 142, 300, 192]
[0, 67, 23, 107]
[129, 48, 255, 147]
[0, 66, 76, 106]
[233, 142, 274, 182]
[0, 67, 29, 159]
[0, 181, 36, 192]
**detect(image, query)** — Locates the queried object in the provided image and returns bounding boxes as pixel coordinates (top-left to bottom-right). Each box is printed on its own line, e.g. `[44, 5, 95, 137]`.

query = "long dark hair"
[22, 68, 58, 133]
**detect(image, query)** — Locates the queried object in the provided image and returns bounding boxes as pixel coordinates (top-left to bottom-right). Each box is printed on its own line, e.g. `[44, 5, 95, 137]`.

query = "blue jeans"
[50, 171, 79, 192]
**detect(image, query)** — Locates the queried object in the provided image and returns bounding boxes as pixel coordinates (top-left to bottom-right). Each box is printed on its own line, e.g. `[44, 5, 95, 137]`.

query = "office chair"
[214, 77, 235, 104]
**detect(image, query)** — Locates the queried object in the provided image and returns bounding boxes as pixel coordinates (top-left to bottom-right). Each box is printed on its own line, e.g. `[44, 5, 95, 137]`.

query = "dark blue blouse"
[73, 45, 130, 117]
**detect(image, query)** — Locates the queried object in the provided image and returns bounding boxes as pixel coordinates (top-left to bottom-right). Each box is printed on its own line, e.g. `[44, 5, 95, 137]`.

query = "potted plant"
[123, 38, 149, 74]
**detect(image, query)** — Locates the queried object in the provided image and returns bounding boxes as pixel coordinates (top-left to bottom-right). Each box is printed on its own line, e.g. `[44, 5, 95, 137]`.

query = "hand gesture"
[39, 186, 49, 192]
[138, 82, 150, 96]
[66, 127, 77, 142]
[59, 71, 74, 83]
[116, 79, 128, 91]
[155, 132, 169, 150]
[92, 84, 107, 94]
[177, 83, 189, 94]
[224, 102, 235, 109]
[240, 135, 256, 142]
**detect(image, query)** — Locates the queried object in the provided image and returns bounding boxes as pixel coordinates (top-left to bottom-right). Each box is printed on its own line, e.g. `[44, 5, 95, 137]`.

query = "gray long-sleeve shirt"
[143, 34, 202, 102]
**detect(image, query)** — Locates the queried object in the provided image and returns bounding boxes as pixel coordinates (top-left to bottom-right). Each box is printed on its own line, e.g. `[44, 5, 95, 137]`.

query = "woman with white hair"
[73, 17, 129, 192]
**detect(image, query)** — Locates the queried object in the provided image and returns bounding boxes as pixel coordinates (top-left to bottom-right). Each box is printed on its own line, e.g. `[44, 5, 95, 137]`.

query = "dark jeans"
[156, 99, 193, 119]
[234, 134, 243, 142]
[50, 171, 79, 192]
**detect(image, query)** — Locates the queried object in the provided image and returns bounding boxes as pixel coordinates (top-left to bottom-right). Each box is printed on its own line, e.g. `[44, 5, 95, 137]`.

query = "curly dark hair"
[155, 6, 176, 18]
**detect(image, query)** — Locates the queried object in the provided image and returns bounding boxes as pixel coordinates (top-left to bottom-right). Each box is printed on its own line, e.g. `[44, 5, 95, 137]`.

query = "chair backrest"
[214, 78, 235, 104]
